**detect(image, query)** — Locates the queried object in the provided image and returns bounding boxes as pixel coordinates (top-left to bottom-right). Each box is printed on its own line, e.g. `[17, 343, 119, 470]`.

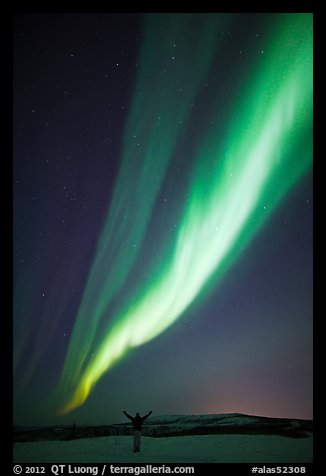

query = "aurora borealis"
[13, 13, 313, 426]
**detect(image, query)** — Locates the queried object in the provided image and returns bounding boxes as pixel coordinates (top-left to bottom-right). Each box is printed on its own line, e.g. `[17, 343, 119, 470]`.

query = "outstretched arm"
[123, 411, 134, 421]
[142, 411, 152, 421]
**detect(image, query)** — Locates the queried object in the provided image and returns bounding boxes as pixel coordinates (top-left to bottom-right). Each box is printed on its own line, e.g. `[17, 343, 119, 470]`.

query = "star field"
[13, 13, 313, 426]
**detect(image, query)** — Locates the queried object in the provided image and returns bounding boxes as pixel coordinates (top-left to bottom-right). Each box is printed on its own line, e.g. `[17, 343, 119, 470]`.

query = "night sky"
[13, 12, 313, 427]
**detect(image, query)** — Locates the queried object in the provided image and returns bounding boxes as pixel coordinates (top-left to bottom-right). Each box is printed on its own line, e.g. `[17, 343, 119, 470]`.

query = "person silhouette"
[123, 410, 152, 453]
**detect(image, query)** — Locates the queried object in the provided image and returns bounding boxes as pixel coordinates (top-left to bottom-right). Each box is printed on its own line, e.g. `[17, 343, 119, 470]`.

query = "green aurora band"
[57, 13, 312, 415]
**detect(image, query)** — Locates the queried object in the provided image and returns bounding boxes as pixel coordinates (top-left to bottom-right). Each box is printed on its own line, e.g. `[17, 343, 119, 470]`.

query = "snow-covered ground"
[13, 433, 313, 463]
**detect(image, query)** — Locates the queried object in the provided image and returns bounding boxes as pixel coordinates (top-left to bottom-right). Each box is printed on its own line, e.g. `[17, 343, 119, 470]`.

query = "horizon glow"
[57, 13, 312, 416]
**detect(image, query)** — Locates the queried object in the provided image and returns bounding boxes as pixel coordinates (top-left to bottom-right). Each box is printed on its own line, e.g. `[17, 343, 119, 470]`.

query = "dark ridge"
[13, 413, 313, 443]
